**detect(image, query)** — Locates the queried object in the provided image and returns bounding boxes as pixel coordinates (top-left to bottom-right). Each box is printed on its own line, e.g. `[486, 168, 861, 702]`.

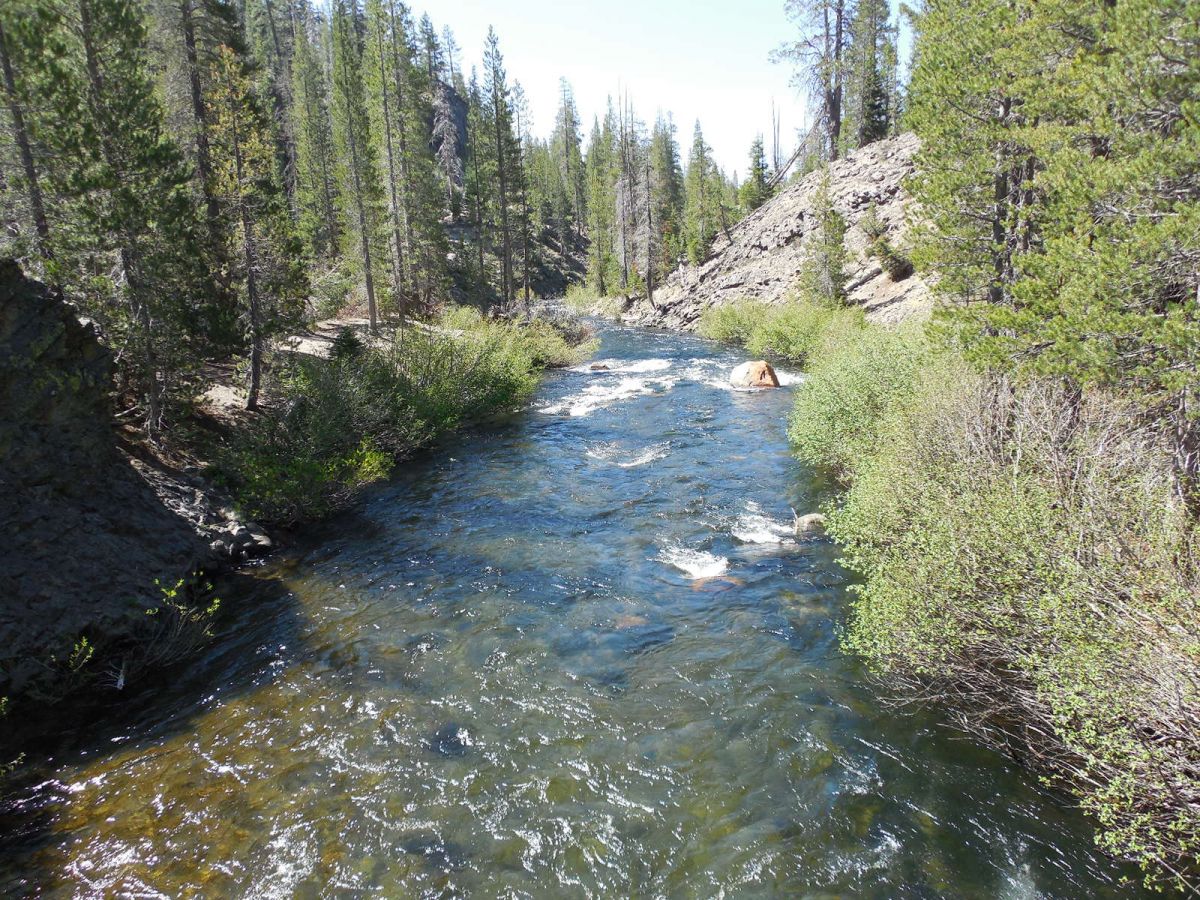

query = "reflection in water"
[0, 324, 1151, 897]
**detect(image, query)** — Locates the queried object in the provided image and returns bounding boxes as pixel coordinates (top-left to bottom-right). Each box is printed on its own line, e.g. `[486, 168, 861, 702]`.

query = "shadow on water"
[0, 569, 307, 896]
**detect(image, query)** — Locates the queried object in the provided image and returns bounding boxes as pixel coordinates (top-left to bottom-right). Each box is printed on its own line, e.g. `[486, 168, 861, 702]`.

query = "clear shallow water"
[0, 323, 1153, 897]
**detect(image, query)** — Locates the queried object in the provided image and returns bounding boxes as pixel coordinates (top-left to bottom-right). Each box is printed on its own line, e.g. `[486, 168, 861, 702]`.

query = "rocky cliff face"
[0, 262, 250, 701]
[623, 133, 932, 330]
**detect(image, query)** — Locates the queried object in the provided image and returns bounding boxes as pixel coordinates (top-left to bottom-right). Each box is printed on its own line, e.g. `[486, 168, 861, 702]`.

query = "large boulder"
[730, 360, 780, 388]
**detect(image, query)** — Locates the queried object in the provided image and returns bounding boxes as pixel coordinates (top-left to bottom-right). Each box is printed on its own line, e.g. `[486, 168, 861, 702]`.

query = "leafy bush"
[811, 343, 1200, 887]
[698, 299, 760, 346]
[699, 297, 865, 366]
[860, 203, 914, 281]
[787, 323, 930, 478]
[218, 311, 545, 523]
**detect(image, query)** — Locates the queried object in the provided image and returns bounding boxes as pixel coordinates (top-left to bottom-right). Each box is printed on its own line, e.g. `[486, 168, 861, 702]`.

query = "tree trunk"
[0, 19, 52, 268]
[374, 23, 406, 317]
[493, 91, 511, 303]
[645, 163, 654, 305]
[345, 127, 377, 332]
[228, 94, 263, 411]
[179, 1, 219, 226]
[386, 0, 415, 292]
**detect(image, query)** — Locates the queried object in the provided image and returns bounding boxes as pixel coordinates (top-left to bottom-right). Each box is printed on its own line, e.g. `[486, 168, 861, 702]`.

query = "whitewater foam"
[730, 502, 795, 545]
[659, 546, 729, 579]
[542, 373, 677, 417]
[569, 358, 672, 375]
[586, 441, 671, 468]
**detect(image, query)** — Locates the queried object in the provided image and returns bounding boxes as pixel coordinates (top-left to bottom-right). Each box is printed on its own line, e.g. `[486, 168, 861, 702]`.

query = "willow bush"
[786, 323, 930, 479]
[794, 333, 1200, 888]
[699, 297, 864, 366]
[218, 310, 552, 524]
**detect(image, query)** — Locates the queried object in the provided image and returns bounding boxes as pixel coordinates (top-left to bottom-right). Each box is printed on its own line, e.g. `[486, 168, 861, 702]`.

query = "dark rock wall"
[0, 261, 207, 699]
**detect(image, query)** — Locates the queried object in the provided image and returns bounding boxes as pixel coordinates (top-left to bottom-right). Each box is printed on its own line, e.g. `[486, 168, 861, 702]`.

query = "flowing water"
[0, 323, 1153, 897]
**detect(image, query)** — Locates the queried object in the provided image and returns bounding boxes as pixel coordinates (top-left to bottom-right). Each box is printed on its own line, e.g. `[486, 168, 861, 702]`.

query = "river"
[0, 322, 1151, 896]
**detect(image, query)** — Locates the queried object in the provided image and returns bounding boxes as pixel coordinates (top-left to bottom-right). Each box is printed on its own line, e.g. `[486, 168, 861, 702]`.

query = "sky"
[414, 0, 815, 179]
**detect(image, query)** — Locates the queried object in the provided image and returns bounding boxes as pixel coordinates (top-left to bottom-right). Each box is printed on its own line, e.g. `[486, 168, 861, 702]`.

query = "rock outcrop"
[730, 360, 780, 388]
[624, 133, 932, 330]
[0, 261, 260, 701]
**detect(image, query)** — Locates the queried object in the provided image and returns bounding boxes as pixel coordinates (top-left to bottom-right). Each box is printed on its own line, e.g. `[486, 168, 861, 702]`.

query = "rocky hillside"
[623, 133, 931, 330]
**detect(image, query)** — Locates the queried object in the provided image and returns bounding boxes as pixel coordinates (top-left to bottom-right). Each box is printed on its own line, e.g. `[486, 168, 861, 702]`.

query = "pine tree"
[418, 13, 442, 80]
[512, 82, 534, 305]
[330, 0, 385, 330]
[53, 0, 208, 436]
[775, 0, 852, 161]
[289, 1, 340, 259]
[208, 43, 305, 409]
[463, 66, 491, 300]
[242, 0, 297, 206]
[799, 169, 846, 304]
[552, 78, 586, 240]
[917, 0, 1200, 512]
[738, 135, 772, 213]
[648, 113, 684, 273]
[482, 27, 515, 303]
[845, 0, 895, 148]
[683, 121, 717, 264]
[584, 112, 617, 295]
[440, 25, 461, 88]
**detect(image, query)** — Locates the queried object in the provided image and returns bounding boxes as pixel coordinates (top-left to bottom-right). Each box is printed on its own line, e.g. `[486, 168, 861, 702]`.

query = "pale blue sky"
[416, 0, 820, 178]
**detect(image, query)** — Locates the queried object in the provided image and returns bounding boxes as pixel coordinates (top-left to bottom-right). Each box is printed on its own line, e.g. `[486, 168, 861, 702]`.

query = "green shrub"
[218, 310, 545, 523]
[787, 323, 931, 478]
[827, 364, 1200, 888]
[698, 299, 761, 346]
[699, 297, 865, 366]
[563, 282, 627, 319]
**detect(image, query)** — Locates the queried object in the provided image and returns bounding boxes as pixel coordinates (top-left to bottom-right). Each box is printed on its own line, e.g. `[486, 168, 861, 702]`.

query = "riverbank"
[700, 297, 1200, 892]
[0, 261, 594, 721]
[0, 316, 1154, 896]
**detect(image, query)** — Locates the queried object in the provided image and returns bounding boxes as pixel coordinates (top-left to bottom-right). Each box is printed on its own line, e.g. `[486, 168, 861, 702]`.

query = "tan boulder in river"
[730, 360, 780, 388]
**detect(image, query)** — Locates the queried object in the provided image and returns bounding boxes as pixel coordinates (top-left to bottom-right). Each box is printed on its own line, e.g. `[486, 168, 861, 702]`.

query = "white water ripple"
[731, 502, 796, 545]
[658, 546, 729, 579]
[568, 358, 672, 375]
[542, 371, 678, 417]
[586, 441, 671, 468]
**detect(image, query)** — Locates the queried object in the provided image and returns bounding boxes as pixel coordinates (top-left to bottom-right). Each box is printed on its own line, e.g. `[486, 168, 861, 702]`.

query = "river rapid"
[0, 322, 1152, 897]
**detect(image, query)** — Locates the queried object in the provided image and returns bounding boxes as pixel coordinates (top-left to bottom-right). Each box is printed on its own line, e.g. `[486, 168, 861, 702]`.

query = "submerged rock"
[427, 722, 473, 757]
[730, 360, 781, 388]
[794, 512, 828, 535]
